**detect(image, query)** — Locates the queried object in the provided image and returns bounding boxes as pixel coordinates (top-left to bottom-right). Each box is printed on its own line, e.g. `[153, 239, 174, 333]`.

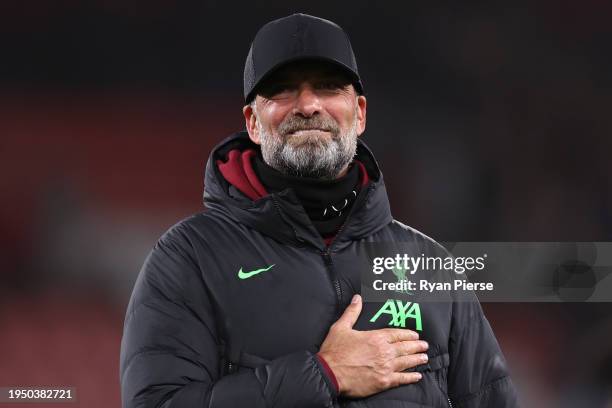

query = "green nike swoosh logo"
[238, 264, 275, 279]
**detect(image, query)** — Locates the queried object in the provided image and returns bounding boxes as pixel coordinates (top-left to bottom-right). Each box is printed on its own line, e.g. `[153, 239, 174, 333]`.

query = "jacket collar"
[203, 131, 392, 252]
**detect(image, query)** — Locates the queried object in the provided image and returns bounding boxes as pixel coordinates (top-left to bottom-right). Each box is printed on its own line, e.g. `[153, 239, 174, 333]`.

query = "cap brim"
[245, 56, 364, 103]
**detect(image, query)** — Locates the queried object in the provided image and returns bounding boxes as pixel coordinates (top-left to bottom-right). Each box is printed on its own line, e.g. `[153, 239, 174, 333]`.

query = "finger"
[392, 340, 429, 357]
[335, 294, 363, 329]
[378, 328, 419, 343]
[391, 353, 429, 372]
[387, 371, 423, 388]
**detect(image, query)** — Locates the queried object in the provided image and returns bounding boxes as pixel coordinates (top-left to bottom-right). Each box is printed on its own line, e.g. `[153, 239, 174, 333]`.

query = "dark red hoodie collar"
[216, 149, 268, 200]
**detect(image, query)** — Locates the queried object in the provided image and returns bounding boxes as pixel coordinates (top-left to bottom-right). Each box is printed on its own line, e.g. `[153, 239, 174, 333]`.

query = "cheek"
[327, 99, 357, 128]
[260, 104, 290, 132]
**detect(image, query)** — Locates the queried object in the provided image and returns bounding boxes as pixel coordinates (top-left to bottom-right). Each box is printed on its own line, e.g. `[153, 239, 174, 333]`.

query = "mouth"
[287, 128, 331, 136]
[284, 129, 332, 147]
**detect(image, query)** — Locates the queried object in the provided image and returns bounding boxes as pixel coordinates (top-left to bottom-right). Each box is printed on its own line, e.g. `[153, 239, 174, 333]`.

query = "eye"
[259, 83, 296, 98]
[271, 84, 291, 93]
[316, 81, 342, 90]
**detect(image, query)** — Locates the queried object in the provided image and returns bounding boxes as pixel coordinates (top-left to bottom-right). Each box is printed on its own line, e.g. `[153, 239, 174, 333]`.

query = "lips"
[287, 128, 330, 135]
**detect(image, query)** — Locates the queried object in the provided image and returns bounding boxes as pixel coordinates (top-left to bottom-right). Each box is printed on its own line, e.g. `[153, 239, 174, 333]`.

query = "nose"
[292, 84, 321, 118]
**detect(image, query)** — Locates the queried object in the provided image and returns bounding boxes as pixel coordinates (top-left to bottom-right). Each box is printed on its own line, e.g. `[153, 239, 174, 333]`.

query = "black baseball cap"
[243, 13, 364, 103]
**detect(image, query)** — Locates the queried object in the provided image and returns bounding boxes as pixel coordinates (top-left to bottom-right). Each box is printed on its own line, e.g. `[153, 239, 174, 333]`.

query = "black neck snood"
[253, 154, 361, 237]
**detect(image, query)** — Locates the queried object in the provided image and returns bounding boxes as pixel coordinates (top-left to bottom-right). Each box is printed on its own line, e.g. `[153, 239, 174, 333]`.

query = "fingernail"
[421, 341, 429, 349]
[421, 354, 429, 362]
[352, 294, 361, 304]
[415, 373, 422, 380]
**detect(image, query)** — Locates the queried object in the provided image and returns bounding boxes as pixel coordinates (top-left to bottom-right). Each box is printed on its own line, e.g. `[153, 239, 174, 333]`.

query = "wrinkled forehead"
[259, 60, 353, 87]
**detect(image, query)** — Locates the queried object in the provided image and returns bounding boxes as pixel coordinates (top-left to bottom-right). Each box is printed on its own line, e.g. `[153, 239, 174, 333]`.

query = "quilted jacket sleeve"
[447, 291, 520, 408]
[119, 225, 337, 408]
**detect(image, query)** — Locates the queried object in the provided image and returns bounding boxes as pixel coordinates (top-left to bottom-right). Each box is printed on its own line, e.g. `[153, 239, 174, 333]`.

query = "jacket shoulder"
[388, 219, 450, 257]
[158, 210, 231, 248]
[130, 212, 221, 302]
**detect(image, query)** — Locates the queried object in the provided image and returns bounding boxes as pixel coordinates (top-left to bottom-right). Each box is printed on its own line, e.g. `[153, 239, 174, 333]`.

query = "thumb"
[336, 294, 362, 329]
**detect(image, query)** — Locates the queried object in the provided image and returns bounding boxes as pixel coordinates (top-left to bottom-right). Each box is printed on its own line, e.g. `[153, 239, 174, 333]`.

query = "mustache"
[278, 115, 340, 136]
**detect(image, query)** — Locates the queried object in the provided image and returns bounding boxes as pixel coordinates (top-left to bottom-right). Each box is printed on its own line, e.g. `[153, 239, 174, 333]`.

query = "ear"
[356, 95, 367, 136]
[243, 101, 261, 145]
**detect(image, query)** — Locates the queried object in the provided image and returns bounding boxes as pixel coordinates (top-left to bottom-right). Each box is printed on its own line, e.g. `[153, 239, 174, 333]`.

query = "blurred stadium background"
[1, 1, 610, 407]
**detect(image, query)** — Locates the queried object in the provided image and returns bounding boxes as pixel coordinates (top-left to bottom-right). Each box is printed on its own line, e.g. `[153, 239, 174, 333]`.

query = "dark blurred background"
[1, 1, 611, 407]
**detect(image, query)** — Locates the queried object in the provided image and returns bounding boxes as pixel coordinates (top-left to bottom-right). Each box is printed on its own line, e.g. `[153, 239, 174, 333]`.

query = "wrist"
[315, 352, 341, 395]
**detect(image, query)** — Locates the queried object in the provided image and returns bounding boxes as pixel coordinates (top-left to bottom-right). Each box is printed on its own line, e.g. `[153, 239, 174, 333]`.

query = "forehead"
[262, 60, 353, 84]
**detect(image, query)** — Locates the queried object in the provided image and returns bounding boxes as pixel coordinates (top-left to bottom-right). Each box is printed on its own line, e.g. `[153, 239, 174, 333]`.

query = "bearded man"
[120, 13, 519, 408]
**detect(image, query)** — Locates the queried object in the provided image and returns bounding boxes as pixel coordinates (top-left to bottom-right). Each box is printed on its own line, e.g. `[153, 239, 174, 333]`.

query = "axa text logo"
[370, 299, 422, 331]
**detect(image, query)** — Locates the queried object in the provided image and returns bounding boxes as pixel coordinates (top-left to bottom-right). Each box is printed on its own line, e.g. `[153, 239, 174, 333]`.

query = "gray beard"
[257, 113, 359, 180]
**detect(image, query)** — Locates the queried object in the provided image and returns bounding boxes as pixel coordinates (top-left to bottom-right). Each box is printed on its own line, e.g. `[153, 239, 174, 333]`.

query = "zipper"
[321, 184, 375, 315]
[434, 372, 453, 408]
[321, 190, 362, 312]
[326, 275, 344, 408]
[322, 252, 343, 311]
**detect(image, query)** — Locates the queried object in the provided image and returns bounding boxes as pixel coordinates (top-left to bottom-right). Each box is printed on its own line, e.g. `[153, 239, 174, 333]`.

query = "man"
[120, 13, 519, 408]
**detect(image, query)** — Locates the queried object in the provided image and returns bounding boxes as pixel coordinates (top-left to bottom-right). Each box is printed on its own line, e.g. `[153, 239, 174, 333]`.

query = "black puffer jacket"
[120, 131, 519, 408]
